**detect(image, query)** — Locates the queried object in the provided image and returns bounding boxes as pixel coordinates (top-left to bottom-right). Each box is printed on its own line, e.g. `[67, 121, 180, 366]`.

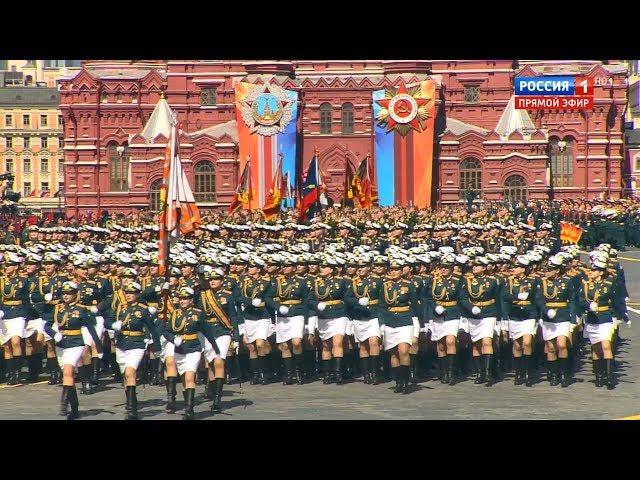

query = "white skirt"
[500, 319, 510, 332]
[268, 321, 277, 337]
[459, 317, 470, 334]
[469, 317, 496, 343]
[243, 318, 272, 343]
[431, 318, 460, 341]
[305, 316, 318, 336]
[352, 318, 381, 343]
[115, 347, 145, 372]
[541, 321, 571, 341]
[81, 316, 105, 347]
[2, 317, 26, 343]
[383, 325, 414, 350]
[508, 319, 537, 340]
[421, 320, 432, 335]
[25, 318, 46, 338]
[201, 334, 231, 363]
[160, 336, 175, 360]
[56, 346, 85, 369]
[175, 351, 202, 375]
[317, 317, 348, 341]
[276, 315, 305, 343]
[412, 318, 420, 339]
[585, 322, 614, 344]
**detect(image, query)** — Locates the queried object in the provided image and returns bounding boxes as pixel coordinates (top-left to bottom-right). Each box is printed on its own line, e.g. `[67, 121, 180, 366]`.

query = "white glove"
[173, 336, 183, 347]
[97, 353, 104, 360]
[517, 292, 529, 301]
[472, 306, 481, 316]
[279, 305, 289, 315]
[148, 306, 157, 315]
[0, 310, 4, 320]
[89, 306, 98, 314]
[162, 282, 170, 291]
[317, 302, 326, 312]
[111, 321, 122, 331]
[538, 318, 544, 326]
[589, 302, 598, 312]
[252, 298, 262, 307]
[626, 320, 631, 327]
[44, 293, 53, 302]
[358, 297, 369, 307]
[412, 317, 418, 323]
[547, 309, 557, 319]
[155, 285, 162, 293]
[435, 305, 445, 315]
[54, 332, 63, 343]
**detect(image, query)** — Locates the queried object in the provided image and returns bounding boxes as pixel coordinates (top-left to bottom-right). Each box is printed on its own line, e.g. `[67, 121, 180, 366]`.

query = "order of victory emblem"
[241, 84, 293, 136]
[376, 82, 431, 136]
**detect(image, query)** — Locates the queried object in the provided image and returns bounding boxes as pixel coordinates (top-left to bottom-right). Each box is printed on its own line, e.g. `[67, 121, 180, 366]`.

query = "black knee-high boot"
[59, 385, 70, 416]
[446, 354, 456, 385]
[282, 357, 294, 385]
[513, 356, 523, 385]
[183, 388, 195, 420]
[334, 357, 344, 384]
[523, 355, 533, 387]
[110, 352, 122, 382]
[392, 366, 402, 393]
[211, 378, 224, 413]
[548, 360, 559, 386]
[13, 356, 23, 384]
[28, 353, 43, 381]
[605, 359, 615, 389]
[593, 359, 603, 387]
[409, 353, 417, 384]
[473, 356, 484, 384]
[361, 356, 370, 384]
[47, 357, 60, 385]
[5, 358, 16, 385]
[483, 354, 493, 386]
[125, 386, 138, 420]
[293, 353, 304, 384]
[321, 359, 332, 384]
[79, 365, 91, 394]
[249, 358, 259, 384]
[67, 385, 80, 420]
[559, 357, 570, 388]
[370, 355, 380, 384]
[165, 377, 177, 412]
[91, 356, 100, 387]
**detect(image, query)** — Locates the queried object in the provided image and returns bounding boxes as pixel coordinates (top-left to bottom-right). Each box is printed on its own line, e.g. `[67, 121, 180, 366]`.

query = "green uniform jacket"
[238, 275, 276, 320]
[309, 276, 356, 320]
[502, 275, 541, 321]
[0, 274, 31, 320]
[27, 273, 69, 322]
[162, 307, 218, 355]
[577, 277, 628, 325]
[272, 274, 310, 320]
[348, 275, 382, 321]
[459, 274, 503, 320]
[196, 287, 240, 339]
[425, 274, 464, 322]
[105, 301, 160, 352]
[44, 303, 100, 349]
[378, 278, 420, 328]
[536, 275, 576, 324]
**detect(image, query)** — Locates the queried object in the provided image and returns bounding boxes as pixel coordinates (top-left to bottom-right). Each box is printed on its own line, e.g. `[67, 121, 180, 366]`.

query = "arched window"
[108, 142, 129, 191]
[503, 174, 527, 203]
[320, 103, 332, 134]
[549, 136, 574, 187]
[194, 161, 216, 202]
[149, 178, 162, 212]
[459, 157, 482, 198]
[341, 102, 354, 134]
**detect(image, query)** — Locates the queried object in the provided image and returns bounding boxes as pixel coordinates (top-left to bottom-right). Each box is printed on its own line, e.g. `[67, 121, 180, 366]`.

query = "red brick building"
[58, 60, 628, 217]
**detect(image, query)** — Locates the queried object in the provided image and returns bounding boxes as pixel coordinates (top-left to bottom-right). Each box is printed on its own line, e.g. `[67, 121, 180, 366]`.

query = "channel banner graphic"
[373, 79, 436, 208]
[235, 82, 298, 209]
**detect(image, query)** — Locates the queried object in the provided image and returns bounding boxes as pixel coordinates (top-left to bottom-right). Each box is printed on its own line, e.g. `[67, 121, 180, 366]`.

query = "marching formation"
[0, 202, 632, 420]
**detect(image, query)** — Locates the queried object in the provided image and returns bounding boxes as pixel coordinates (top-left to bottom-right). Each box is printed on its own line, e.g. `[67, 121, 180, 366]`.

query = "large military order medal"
[375, 83, 431, 136]
[240, 84, 293, 136]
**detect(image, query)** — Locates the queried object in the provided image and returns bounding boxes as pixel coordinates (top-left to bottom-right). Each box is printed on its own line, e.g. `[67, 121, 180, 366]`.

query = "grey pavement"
[2, 253, 639, 420]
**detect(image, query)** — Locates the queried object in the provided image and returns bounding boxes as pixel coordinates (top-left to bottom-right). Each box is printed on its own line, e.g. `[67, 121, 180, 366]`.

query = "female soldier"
[238, 257, 275, 385]
[349, 257, 381, 385]
[579, 254, 629, 389]
[309, 256, 356, 385]
[535, 255, 576, 387]
[197, 268, 240, 413]
[271, 257, 309, 385]
[0, 253, 30, 384]
[44, 281, 101, 420]
[504, 256, 540, 387]
[105, 281, 161, 419]
[460, 256, 502, 386]
[426, 254, 463, 385]
[162, 286, 219, 420]
[378, 258, 419, 393]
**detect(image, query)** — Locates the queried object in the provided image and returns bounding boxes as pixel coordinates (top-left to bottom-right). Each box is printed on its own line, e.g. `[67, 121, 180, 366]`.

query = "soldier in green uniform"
[378, 258, 420, 393]
[44, 281, 101, 420]
[0, 253, 31, 384]
[105, 281, 161, 419]
[162, 286, 219, 420]
[197, 268, 240, 413]
[535, 255, 576, 387]
[272, 256, 310, 385]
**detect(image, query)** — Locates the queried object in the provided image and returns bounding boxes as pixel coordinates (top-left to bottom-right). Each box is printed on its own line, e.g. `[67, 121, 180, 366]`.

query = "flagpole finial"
[160, 90, 166, 99]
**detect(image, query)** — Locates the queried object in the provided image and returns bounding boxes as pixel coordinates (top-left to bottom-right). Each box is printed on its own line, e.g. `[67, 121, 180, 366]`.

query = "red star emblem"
[376, 82, 430, 135]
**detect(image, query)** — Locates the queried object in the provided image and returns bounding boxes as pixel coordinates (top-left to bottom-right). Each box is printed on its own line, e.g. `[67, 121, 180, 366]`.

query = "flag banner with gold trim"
[262, 154, 285, 220]
[229, 158, 253, 215]
[560, 221, 583, 244]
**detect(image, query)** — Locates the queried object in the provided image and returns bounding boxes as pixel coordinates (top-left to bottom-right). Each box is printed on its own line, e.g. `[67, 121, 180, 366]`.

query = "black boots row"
[320, 357, 346, 385]
[473, 354, 495, 386]
[513, 355, 533, 387]
[3, 356, 23, 385]
[165, 376, 225, 419]
[546, 358, 571, 387]
[361, 355, 381, 384]
[437, 355, 457, 385]
[282, 355, 305, 385]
